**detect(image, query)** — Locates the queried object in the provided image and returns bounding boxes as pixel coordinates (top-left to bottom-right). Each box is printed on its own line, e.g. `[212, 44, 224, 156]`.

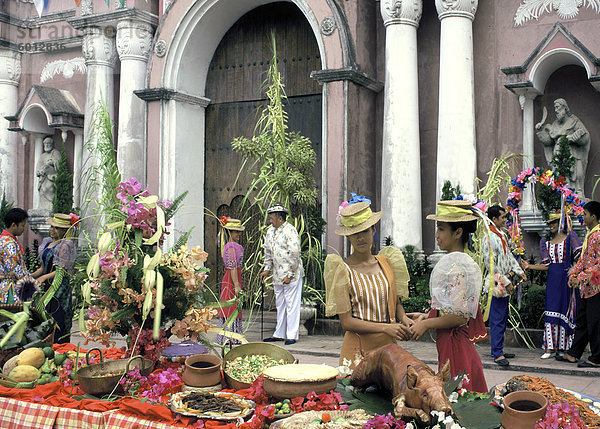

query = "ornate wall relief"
[40, 57, 86, 82]
[515, 0, 600, 26]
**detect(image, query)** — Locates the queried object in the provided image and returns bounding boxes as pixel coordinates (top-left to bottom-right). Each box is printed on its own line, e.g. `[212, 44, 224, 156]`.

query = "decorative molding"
[82, 27, 117, 68]
[311, 67, 384, 93]
[320, 16, 336, 36]
[0, 50, 22, 85]
[68, 8, 158, 30]
[380, 0, 423, 26]
[134, 88, 211, 107]
[515, 0, 600, 26]
[435, 0, 478, 20]
[154, 40, 167, 57]
[40, 57, 86, 82]
[116, 19, 153, 61]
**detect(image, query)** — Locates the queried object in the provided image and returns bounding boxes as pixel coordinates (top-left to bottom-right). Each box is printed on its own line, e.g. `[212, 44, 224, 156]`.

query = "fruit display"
[272, 399, 293, 416]
[0, 348, 80, 388]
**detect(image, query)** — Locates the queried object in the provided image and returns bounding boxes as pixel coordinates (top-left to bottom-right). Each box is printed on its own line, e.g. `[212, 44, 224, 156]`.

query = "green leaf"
[452, 393, 500, 429]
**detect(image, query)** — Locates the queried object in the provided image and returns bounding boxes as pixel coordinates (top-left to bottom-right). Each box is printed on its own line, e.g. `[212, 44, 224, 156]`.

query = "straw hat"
[426, 200, 478, 222]
[335, 201, 383, 236]
[46, 213, 73, 229]
[545, 213, 561, 224]
[221, 218, 245, 231]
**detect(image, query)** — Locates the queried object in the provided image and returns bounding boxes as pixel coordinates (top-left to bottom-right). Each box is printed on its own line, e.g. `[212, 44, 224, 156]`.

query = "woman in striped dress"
[324, 195, 411, 368]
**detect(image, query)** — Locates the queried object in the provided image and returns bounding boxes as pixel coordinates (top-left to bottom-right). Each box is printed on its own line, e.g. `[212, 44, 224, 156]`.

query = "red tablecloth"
[0, 344, 239, 428]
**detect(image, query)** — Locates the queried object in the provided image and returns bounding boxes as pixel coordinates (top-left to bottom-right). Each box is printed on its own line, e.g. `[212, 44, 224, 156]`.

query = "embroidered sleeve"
[379, 246, 409, 300]
[324, 255, 352, 317]
[57, 240, 76, 271]
[223, 244, 238, 270]
[569, 230, 582, 261]
[575, 233, 600, 284]
[263, 228, 273, 271]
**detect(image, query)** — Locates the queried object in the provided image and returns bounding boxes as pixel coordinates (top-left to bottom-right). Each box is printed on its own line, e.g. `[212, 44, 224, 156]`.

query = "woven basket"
[0, 322, 56, 368]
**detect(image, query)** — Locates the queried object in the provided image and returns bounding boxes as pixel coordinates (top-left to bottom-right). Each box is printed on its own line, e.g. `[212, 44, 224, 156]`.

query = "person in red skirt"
[409, 200, 488, 393]
[216, 217, 245, 345]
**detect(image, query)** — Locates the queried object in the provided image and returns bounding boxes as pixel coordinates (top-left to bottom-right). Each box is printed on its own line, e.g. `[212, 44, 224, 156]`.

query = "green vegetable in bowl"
[225, 354, 285, 383]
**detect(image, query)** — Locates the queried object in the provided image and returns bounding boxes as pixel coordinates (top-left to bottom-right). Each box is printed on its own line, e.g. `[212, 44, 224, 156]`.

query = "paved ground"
[70, 312, 600, 398]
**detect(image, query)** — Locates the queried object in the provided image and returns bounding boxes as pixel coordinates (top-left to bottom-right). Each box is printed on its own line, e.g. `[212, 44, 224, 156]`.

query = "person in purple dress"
[521, 213, 582, 359]
[216, 217, 245, 345]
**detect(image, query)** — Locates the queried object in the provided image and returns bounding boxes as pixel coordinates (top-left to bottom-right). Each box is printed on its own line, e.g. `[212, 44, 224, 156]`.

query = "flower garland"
[506, 167, 585, 256]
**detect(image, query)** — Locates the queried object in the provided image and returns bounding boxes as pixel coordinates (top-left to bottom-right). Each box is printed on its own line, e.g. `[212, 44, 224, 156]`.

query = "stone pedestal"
[379, 0, 423, 250]
[27, 209, 52, 237]
[0, 50, 21, 202]
[116, 19, 153, 182]
[298, 305, 316, 336]
[435, 0, 478, 199]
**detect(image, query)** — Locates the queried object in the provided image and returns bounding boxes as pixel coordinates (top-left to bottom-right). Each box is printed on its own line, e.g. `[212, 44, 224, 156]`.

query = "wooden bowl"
[223, 342, 295, 390]
[262, 364, 339, 399]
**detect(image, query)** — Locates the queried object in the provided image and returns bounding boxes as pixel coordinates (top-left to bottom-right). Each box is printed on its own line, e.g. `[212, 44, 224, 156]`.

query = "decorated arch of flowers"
[505, 167, 585, 257]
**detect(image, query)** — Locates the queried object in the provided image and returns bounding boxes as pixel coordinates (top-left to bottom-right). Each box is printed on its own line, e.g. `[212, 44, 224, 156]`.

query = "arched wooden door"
[204, 2, 322, 285]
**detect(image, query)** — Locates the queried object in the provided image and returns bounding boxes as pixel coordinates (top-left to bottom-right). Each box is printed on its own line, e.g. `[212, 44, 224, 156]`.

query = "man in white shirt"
[260, 204, 303, 345]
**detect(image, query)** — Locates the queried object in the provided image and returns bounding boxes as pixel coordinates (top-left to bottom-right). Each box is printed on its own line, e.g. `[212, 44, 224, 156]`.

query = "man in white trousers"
[259, 204, 303, 345]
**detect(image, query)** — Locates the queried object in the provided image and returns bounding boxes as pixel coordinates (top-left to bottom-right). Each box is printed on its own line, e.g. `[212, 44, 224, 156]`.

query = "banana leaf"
[452, 394, 501, 429]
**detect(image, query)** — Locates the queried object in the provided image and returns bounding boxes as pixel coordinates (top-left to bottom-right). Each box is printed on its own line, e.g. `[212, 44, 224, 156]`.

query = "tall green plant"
[52, 149, 74, 214]
[231, 34, 325, 313]
[80, 102, 122, 227]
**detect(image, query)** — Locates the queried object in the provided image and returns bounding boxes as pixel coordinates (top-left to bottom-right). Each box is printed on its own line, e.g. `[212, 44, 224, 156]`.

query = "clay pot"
[501, 390, 548, 429]
[182, 353, 222, 387]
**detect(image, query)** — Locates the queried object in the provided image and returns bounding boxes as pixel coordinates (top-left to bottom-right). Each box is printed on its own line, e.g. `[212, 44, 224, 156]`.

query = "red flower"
[219, 216, 229, 226]
[69, 213, 80, 226]
[590, 269, 600, 287]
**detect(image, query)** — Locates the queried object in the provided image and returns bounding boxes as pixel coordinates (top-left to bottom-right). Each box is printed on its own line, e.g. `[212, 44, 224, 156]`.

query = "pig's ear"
[438, 359, 451, 383]
[406, 365, 419, 389]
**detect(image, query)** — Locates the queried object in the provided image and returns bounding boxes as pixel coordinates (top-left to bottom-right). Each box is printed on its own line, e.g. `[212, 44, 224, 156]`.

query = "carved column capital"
[435, 0, 478, 20]
[380, 0, 423, 27]
[0, 50, 22, 86]
[116, 20, 153, 62]
[82, 27, 118, 68]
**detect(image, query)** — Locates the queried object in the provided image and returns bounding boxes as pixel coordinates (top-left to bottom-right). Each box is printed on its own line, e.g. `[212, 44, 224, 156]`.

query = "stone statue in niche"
[535, 98, 590, 199]
[36, 136, 61, 211]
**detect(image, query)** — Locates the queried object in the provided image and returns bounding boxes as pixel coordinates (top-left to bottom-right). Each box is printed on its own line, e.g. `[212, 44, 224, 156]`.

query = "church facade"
[1, 0, 599, 256]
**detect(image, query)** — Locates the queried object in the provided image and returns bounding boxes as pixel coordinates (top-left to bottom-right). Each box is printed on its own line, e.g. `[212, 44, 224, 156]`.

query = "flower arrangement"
[119, 366, 183, 403]
[80, 177, 215, 358]
[362, 413, 408, 429]
[506, 167, 585, 256]
[534, 401, 587, 428]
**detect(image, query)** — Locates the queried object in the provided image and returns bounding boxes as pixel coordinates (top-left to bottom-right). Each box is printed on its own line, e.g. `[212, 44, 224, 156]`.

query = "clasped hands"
[384, 313, 429, 342]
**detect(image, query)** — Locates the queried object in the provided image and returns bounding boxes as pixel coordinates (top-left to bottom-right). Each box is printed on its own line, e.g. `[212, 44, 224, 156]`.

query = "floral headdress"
[334, 193, 382, 236]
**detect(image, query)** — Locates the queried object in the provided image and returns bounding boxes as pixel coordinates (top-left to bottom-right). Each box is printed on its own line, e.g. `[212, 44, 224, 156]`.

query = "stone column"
[81, 27, 117, 227]
[0, 49, 21, 202]
[72, 130, 84, 209]
[435, 0, 478, 199]
[518, 91, 539, 211]
[116, 19, 153, 183]
[379, 0, 423, 249]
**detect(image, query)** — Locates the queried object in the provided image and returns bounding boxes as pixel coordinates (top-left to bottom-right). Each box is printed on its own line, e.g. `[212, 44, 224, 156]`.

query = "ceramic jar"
[182, 353, 222, 387]
[501, 390, 548, 429]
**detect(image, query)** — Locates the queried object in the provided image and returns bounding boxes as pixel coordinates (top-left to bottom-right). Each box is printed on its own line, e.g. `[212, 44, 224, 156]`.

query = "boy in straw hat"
[409, 200, 487, 393]
[481, 205, 526, 366]
[324, 194, 411, 368]
[260, 204, 303, 345]
[216, 217, 246, 345]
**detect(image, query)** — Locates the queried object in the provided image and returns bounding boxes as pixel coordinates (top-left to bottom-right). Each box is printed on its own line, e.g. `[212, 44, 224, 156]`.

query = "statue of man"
[535, 98, 590, 198]
[35, 137, 61, 211]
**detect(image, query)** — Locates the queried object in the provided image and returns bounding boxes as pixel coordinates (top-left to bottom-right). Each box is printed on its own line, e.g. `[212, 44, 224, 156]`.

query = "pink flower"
[337, 201, 349, 216]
